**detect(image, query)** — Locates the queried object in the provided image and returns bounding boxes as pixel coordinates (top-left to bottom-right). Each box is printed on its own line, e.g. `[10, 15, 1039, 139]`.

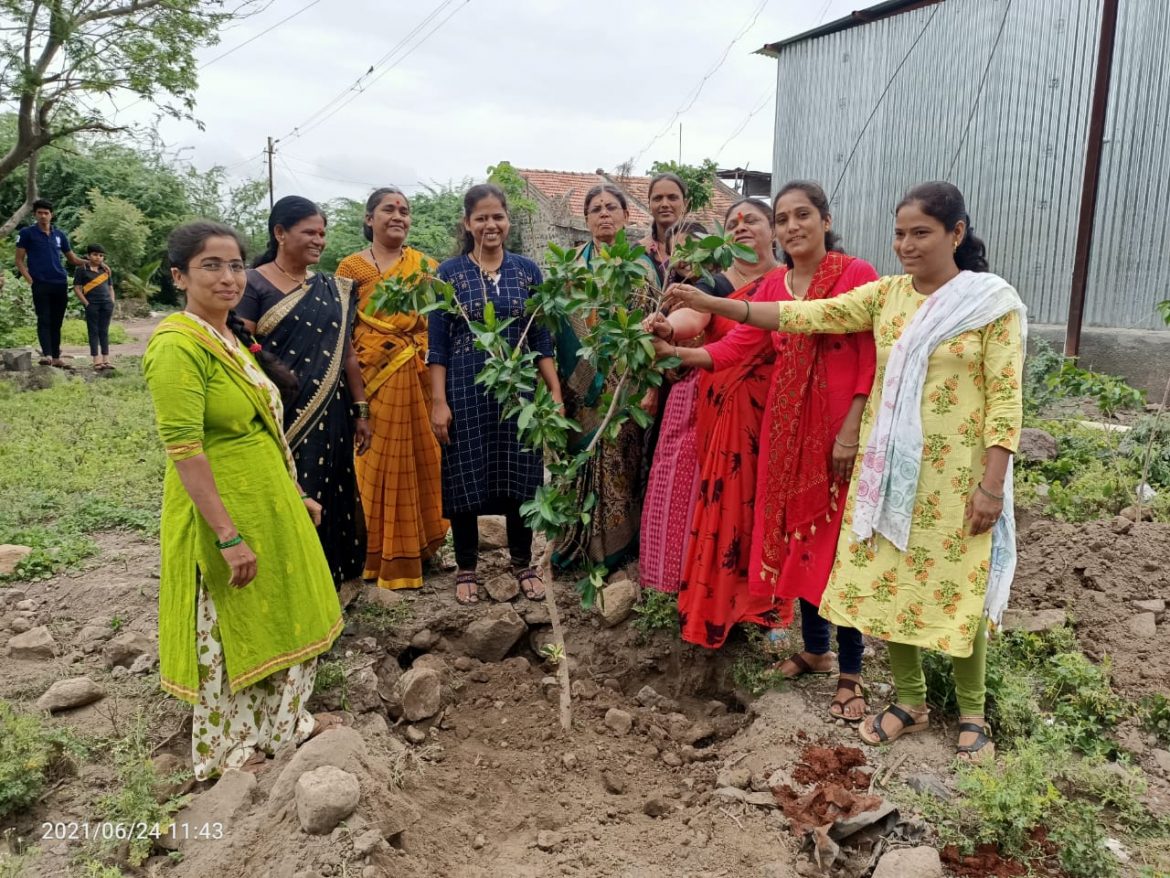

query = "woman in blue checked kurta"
[428, 184, 563, 605]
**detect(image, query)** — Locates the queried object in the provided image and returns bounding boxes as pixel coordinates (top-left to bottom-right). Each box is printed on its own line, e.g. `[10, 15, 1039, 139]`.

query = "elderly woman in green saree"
[143, 221, 343, 780]
[553, 184, 657, 571]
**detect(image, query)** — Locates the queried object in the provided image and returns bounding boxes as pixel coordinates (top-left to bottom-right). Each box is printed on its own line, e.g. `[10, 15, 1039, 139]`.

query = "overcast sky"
[116, 0, 846, 204]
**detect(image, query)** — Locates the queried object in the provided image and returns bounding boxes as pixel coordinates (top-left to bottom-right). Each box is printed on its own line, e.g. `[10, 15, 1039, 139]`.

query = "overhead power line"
[630, 0, 770, 167]
[276, 0, 470, 145]
[946, 0, 1014, 177]
[714, 87, 774, 160]
[199, 0, 322, 70]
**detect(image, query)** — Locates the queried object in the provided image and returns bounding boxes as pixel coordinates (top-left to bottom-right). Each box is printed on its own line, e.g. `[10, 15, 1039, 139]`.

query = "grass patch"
[0, 700, 87, 821]
[0, 367, 162, 580]
[313, 657, 350, 711]
[631, 589, 678, 637]
[919, 628, 1169, 876]
[88, 715, 190, 868]
[0, 318, 130, 350]
[730, 626, 787, 696]
[353, 599, 413, 634]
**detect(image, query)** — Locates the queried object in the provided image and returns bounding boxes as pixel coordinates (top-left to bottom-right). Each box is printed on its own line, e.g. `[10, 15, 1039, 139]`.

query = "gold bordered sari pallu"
[254, 273, 365, 583]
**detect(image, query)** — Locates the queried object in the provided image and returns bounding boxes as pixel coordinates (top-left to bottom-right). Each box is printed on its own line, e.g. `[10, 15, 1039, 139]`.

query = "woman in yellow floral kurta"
[664, 182, 1025, 761]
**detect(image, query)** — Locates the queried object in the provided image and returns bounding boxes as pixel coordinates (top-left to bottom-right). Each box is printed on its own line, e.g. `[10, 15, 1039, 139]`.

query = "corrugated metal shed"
[768, 0, 1169, 329]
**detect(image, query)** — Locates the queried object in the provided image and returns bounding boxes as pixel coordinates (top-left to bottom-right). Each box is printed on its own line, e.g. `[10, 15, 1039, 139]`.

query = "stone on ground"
[871, 845, 943, 878]
[404, 725, 428, 745]
[393, 667, 441, 721]
[1133, 598, 1166, 613]
[346, 665, 382, 714]
[102, 630, 153, 668]
[716, 766, 752, 790]
[7, 625, 57, 659]
[1001, 607, 1067, 633]
[598, 576, 638, 627]
[36, 677, 106, 713]
[484, 573, 519, 602]
[410, 628, 439, 650]
[1016, 427, 1058, 462]
[0, 544, 32, 576]
[364, 587, 404, 611]
[478, 516, 509, 549]
[1128, 612, 1157, 639]
[295, 765, 361, 834]
[160, 769, 256, 852]
[604, 708, 633, 736]
[463, 606, 526, 662]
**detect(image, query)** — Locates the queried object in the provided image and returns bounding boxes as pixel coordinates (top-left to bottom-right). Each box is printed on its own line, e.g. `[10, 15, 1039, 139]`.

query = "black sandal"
[515, 567, 545, 601]
[956, 719, 995, 762]
[858, 703, 929, 745]
[828, 678, 867, 723]
[455, 571, 480, 605]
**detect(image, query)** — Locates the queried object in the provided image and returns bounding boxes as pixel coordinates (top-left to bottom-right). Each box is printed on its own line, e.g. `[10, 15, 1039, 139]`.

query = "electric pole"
[266, 136, 275, 209]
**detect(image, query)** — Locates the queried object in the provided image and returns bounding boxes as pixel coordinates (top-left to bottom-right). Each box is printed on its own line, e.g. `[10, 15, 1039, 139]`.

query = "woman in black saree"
[238, 195, 371, 585]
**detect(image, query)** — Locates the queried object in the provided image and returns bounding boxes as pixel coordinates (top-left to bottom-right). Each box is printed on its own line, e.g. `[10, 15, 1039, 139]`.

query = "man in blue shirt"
[15, 198, 83, 367]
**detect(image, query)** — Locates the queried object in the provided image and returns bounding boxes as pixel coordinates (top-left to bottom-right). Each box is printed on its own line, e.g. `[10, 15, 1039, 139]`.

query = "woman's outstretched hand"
[662, 283, 715, 314]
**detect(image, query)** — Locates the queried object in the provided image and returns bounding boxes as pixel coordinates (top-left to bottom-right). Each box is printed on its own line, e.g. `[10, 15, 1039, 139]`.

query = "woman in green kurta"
[144, 221, 343, 780]
[665, 183, 1025, 761]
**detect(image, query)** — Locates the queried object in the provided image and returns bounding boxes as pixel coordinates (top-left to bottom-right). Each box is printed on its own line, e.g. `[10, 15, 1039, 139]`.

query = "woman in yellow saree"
[336, 187, 448, 589]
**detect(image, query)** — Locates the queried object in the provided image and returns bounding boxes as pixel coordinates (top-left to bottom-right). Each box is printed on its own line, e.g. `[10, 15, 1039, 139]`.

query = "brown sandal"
[306, 712, 345, 741]
[515, 567, 546, 601]
[455, 571, 480, 605]
[858, 704, 930, 745]
[774, 651, 834, 680]
[828, 677, 867, 723]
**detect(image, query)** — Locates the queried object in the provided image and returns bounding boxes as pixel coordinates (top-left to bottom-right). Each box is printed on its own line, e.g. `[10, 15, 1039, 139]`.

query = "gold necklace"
[272, 259, 307, 285]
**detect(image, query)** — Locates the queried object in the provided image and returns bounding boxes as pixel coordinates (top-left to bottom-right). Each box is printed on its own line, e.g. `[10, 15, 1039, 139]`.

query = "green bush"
[93, 717, 189, 867]
[1024, 339, 1145, 417]
[1016, 419, 1139, 522]
[631, 589, 678, 635]
[0, 700, 86, 820]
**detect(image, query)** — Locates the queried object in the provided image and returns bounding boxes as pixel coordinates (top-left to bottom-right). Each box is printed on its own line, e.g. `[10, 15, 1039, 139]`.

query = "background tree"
[487, 161, 537, 252]
[0, 0, 262, 234]
[73, 189, 149, 277]
[646, 159, 718, 212]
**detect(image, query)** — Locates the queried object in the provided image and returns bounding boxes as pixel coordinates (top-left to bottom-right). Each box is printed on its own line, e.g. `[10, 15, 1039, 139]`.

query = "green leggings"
[886, 623, 988, 717]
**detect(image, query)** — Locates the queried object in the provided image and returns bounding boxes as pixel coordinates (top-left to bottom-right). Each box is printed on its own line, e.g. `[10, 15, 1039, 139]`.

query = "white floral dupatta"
[852, 271, 1027, 624]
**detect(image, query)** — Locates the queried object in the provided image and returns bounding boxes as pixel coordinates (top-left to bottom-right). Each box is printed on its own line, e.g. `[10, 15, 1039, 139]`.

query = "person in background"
[665, 181, 1025, 760]
[428, 184, 563, 605]
[336, 187, 449, 591]
[553, 184, 657, 573]
[73, 243, 117, 372]
[144, 221, 343, 780]
[15, 198, 83, 367]
[239, 195, 370, 586]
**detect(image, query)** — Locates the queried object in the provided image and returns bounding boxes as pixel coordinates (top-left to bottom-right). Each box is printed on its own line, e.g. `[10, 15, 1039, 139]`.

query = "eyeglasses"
[587, 202, 624, 216]
[194, 259, 247, 275]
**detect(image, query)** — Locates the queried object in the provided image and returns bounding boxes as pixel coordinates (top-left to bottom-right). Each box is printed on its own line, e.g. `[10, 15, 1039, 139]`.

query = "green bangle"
[299, 493, 310, 500]
[216, 534, 244, 550]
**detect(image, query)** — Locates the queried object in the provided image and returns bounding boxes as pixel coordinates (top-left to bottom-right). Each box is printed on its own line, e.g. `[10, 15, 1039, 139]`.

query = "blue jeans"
[800, 598, 864, 675]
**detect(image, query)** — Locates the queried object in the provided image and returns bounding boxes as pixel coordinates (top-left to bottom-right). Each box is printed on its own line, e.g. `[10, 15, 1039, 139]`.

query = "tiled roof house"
[513, 167, 744, 261]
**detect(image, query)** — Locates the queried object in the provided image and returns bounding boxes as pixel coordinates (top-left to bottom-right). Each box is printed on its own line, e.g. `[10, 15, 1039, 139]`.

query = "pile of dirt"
[1013, 518, 1170, 697]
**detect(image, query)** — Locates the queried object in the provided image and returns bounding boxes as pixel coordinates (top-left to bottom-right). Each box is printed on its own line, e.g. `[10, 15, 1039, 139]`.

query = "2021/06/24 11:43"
[40, 821, 225, 841]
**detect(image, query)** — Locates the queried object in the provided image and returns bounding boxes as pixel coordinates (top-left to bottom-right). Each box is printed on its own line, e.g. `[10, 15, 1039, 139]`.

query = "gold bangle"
[742, 299, 751, 323]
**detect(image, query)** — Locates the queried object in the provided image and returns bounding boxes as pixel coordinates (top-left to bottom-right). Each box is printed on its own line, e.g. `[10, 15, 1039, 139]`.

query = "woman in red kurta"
[659, 184, 877, 719]
[647, 199, 781, 648]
